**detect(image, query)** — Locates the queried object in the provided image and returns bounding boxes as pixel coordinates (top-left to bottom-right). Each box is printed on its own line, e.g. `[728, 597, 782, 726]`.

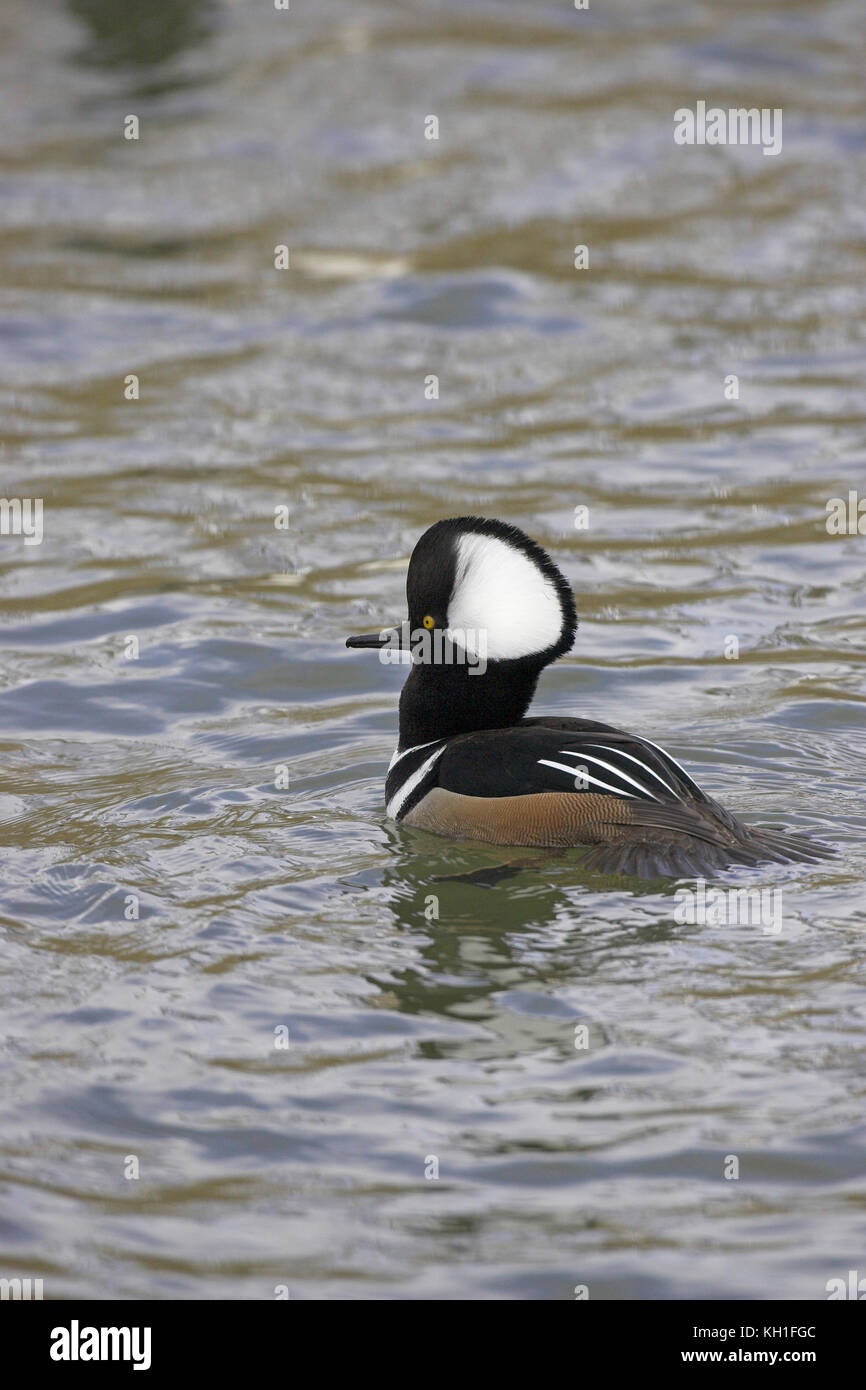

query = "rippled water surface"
[1, 0, 865, 1300]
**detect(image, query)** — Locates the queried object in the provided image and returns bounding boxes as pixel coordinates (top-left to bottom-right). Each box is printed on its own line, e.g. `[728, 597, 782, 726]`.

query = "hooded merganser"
[346, 517, 830, 879]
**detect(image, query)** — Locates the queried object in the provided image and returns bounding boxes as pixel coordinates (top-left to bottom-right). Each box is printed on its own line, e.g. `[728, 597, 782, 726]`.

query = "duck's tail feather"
[580, 802, 835, 880]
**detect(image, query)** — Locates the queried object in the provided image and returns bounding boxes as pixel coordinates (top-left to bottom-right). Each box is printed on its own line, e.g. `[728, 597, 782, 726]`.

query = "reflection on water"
[66, 0, 216, 70]
[0, 0, 864, 1299]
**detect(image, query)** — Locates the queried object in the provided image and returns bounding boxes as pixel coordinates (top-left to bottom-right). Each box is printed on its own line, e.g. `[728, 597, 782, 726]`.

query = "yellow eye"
[422, 615, 435, 629]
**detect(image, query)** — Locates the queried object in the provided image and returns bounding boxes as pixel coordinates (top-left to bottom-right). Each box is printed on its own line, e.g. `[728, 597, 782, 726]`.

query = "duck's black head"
[346, 516, 578, 748]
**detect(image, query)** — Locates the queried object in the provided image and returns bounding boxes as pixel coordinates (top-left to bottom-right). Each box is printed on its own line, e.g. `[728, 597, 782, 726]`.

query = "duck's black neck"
[397, 659, 542, 748]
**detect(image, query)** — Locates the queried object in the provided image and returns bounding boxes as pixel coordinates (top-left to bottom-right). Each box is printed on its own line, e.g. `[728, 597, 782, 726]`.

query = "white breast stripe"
[555, 748, 661, 801]
[538, 758, 637, 799]
[388, 739, 442, 772]
[582, 743, 678, 797]
[386, 744, 447, 820]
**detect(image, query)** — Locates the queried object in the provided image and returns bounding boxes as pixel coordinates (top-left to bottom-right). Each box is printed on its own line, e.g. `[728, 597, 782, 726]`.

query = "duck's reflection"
[367, 825, 683, 1061]
[66, 0, 215, 70]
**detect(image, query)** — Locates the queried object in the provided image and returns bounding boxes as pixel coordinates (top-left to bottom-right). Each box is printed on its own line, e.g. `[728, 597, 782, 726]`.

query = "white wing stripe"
[386, 744, 447, 819]
[581, 743, 677, 797]
[537, 758, 638, 799]
[554, 749, 661, 801]
[637, 735, 704, 793]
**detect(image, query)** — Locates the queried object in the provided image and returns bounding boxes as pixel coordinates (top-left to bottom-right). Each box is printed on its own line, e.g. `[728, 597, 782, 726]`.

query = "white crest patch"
[446, 532, 565, 661]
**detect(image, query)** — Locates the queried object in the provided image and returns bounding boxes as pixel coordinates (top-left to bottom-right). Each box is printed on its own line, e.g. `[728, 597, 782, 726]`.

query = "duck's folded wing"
[436, 722, 711, 806]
